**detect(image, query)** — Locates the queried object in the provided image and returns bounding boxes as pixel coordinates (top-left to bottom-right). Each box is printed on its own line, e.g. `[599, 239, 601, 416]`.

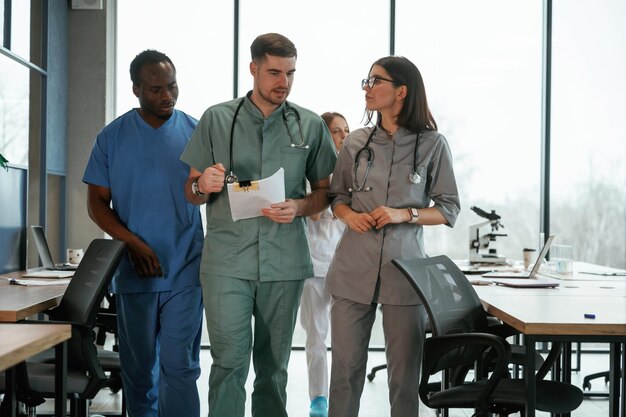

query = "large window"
[1, 1, 31, 167]
[116, 2, 626, 351]
[397, 0, 543, 261]
[116, 0, 233, 119]
[0, 56, 30, 166]
[238, 0, 387, 129]
[550, 0, 626, 269]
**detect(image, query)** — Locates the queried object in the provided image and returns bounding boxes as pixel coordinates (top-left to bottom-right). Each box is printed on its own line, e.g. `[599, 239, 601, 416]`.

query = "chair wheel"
[583, 381, 591, 391]
[367, 373, 375, 382]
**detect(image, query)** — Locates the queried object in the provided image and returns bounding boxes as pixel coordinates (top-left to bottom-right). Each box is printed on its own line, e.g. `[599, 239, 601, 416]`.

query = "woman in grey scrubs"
[326, 56, 460, 417]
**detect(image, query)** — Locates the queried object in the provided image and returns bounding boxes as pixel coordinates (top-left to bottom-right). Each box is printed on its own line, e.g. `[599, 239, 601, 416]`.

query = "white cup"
[67, 248, 84, 265]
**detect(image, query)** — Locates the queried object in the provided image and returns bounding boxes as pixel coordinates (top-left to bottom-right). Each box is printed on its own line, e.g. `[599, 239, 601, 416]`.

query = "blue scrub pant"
[117, 287, 203, 417]
[202, 276, 304, 417]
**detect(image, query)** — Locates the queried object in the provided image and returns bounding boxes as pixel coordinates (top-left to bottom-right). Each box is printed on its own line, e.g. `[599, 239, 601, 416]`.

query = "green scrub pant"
[201, 275, 304, 417]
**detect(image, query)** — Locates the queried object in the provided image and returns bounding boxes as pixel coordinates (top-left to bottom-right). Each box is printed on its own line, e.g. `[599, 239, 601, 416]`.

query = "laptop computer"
[491, 277, 560, 288]
[481, 234, 555, 279]
[30, 225, 78, 271]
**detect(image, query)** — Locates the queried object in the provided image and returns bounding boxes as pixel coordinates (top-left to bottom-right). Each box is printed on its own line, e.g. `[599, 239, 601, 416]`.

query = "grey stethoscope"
[349, 126, 422, 193]
[225, 97, 308, 184]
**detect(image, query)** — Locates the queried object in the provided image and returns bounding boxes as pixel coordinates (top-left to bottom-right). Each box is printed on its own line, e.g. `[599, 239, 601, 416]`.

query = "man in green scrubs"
[181, 33, 337, 417]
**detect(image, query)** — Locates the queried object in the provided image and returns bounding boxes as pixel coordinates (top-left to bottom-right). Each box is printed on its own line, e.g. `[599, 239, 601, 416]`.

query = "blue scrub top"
[82, 109, 204, 293]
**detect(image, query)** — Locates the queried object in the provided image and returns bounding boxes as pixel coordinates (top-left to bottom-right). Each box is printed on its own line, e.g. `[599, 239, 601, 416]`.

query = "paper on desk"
[227, 167, 285, 221]
[22, 270, 74, 278]
[7, 278, 71, 286]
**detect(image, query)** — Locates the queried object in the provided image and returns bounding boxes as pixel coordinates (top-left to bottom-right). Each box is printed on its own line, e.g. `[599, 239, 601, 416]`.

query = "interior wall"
[66, 0, 115, 248]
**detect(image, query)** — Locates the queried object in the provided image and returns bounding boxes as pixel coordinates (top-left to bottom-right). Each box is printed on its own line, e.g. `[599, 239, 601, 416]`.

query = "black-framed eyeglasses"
[361, 76, 395, 89]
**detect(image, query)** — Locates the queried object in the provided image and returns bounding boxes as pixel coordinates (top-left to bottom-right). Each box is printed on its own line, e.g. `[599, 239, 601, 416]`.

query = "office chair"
[367, 274, 545, 383]
[392, 255, 583, 416]
[582, 370, 610, 397]
[0, 239, 126, 417]
[94, 293, 124, 396]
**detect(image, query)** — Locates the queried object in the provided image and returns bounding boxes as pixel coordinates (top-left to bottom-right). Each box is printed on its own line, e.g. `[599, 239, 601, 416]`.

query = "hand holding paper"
[261, 199, 298, 223]
[227, 168, 285, 221]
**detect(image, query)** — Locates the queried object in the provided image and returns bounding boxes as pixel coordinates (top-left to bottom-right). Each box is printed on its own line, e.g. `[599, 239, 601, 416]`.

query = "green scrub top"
[181, 93, 337, 282]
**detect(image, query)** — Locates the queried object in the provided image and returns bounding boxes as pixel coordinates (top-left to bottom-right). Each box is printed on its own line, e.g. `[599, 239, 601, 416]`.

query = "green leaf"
[0, 153, 8, 171]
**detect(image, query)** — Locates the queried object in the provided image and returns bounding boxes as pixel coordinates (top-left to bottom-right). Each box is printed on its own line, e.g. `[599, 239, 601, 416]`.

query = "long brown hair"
[363, 56, 437, 133]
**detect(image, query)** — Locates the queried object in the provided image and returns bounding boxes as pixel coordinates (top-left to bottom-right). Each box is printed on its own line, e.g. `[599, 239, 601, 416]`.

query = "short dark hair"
[364, 56, 437, 133]
[129, 49, 175, 86]
[250, 33, 297, 62]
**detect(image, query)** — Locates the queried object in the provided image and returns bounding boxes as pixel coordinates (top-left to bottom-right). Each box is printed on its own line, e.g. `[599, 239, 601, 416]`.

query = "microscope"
[469, 206, 508, 264]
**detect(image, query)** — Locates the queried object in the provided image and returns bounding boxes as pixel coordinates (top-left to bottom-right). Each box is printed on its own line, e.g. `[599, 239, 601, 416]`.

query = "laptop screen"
[528, 234, 555, 276]
[30, 225, 56, 269]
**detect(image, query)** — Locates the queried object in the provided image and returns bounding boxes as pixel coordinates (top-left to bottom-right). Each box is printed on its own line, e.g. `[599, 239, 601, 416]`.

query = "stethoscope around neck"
[349, 126, 422, 193]
[225, 97, 308, 184]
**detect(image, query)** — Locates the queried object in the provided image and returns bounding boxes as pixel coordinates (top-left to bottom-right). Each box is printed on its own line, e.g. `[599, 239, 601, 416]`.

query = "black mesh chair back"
[393, 255, 493, 374]
[49, 239, 125, 326]
[395, 255, 489, 336]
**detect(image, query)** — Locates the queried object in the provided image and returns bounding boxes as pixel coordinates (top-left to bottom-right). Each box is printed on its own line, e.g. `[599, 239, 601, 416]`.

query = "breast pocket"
[281, 146, 309, 198]
[392, 163, 427, 202]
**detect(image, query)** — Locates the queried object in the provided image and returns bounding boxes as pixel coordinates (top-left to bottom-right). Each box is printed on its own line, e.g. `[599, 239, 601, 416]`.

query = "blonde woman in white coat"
[300, 112, 349, 417]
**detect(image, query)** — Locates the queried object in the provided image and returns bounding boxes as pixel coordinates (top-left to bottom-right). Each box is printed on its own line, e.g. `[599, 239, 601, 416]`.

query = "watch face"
[411, 208, 419, 217]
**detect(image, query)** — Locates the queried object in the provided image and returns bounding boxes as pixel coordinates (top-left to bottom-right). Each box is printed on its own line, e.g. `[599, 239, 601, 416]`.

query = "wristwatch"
[192, 178, 204, 196]
[408, 208, 419, 224]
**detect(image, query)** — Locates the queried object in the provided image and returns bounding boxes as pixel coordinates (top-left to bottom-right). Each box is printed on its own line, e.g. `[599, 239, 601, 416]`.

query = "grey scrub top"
[326, 126, 460, 305]
[181, 94, 338, 282]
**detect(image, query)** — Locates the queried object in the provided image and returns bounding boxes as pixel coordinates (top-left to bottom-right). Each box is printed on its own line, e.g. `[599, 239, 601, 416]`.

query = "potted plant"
[0, 152, 8, 171]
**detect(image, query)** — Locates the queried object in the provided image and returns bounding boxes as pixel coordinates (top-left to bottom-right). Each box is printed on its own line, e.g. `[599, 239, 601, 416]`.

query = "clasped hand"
[345, 206, 407, 233]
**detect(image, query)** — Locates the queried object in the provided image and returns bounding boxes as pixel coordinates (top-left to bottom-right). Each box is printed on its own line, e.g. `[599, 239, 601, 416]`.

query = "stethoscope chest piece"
[225, 172, 238, 184]
[409, 171, 421, 184]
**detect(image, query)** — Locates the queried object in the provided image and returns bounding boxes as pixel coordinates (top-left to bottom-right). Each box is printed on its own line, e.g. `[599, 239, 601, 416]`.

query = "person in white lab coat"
[300, 112, 349, 417]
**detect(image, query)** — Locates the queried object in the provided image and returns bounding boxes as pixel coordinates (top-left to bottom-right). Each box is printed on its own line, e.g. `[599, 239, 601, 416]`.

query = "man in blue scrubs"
[82, 50, 204, 417]
[181, 33, 337, 417]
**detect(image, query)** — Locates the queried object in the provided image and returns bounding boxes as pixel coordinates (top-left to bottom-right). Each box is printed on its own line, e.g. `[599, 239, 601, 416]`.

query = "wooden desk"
[0, 323, 71, 417]
[0, 273, 68, 322]
[475, 284, 626, 417]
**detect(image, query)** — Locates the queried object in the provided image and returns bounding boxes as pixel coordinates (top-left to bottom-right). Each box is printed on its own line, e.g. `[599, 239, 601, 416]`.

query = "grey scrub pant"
[328, 297, 426, 417]
[202, 275, 304, 417]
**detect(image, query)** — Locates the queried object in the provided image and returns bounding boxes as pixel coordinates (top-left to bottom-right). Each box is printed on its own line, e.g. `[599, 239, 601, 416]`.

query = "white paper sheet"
[6, 278, 71, 286]
[21, 270, 75, 278]
[227, 167, 285, 221]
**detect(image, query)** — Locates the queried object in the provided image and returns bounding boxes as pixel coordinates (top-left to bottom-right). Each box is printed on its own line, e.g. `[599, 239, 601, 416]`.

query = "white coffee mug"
[67, 248, 84, 264]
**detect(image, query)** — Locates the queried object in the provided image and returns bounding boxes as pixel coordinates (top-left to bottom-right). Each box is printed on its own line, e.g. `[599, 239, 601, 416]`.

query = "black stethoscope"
[349, 126, 422, 193]
[225, 97, 308, 184]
